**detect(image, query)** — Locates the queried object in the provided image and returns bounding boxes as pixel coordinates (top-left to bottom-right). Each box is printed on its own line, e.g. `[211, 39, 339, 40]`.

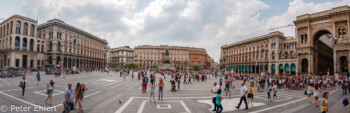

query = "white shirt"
[212, 85, 219, 97]
[240, 85, 248, 97]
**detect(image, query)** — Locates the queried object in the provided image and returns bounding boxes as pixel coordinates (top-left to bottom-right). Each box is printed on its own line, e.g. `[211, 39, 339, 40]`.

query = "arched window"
[304, 34, 308, 43]
[30, 24, 35, 36]
[338, 29, 342, 39]
[285, 52, 288, 59]
[15, 21, 21, 34]
[301, 34, 304, 43]
[290, 51, 294, 58]
[343, 28, 347, 39]
[57, 42, 61, 51]
[272, 51, 275, 60]
[15, 37, 20, 50]
[22, 38, 27, 50]
[23, 23, 28, 35]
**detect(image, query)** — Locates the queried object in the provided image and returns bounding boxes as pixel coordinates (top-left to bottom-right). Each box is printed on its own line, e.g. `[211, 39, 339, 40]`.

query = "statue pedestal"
[159, 64, 176, 71]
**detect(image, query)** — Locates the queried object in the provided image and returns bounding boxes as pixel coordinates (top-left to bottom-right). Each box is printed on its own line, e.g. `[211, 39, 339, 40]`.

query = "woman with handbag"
[248, 83, 254, 107]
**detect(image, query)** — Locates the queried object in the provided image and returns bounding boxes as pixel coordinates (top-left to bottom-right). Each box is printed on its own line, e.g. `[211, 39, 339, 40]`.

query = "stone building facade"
[0, 15, 108, 70]
[220, 31, 297, 75]
[37, 19, 108, 70]
[294, 5, 350, 75]
[0, 15, 46, 69]
[134, 45, 189, 70]
[221, 6, 350, 75]
[110, 46, 134, 68]
[188, 47, 211, 69]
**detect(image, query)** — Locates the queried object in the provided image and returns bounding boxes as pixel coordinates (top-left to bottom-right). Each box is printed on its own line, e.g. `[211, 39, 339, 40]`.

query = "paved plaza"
[0, 72, 349, 113]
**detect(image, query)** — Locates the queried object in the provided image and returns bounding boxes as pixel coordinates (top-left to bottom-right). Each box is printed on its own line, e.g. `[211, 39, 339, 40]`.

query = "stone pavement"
[0, 72, 348, 113]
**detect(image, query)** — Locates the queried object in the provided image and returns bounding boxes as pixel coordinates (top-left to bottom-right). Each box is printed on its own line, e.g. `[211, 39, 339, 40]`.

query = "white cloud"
[9, 0, 349, 63]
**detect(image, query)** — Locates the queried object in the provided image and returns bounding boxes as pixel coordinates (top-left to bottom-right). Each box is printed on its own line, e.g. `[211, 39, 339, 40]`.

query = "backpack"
[343, 98, 349, 106]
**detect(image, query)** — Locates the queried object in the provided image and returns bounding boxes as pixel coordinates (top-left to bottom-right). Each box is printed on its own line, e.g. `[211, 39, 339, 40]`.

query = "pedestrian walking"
[224, 78, 231, 98]
[158, 78, 165, 101]
[74, 83, 81, 107]
[76, 84, 88, 113]
[320, 92, 329, 113]
[150, 83, 156, 103]
[306, 84, 312, 103]
[36, 72, 41, 86]
[267, 85, 271, 101]
[45, 80, 54, 106]
[142, 75, 149, 93]
[235, 82, 248, 110]
[64, 83, 74, 113]
[314, 85, 323, 107]
[211, 82, 219, 111]
[20, 76, 30, 97]
[273, 83, 278, 102]
[248, 83, 255, 107]
[216, 89, 223, 113]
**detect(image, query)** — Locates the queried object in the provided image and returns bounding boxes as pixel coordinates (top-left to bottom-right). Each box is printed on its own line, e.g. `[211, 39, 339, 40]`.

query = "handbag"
[304, 90, 307, 95]
[247, 93, 253, 98]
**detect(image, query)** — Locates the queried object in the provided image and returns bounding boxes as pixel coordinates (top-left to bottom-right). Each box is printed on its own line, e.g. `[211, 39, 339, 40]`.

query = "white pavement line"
[85, 91, 102, 98]
[55, 90, 102, 108]
[103, 80, 123, 86]
[137, 100, 147, 113]
[180, 100, 191, 113]
[248, 97, 306, 113]
[0, 91, 36, 106]
[115, 97, 134, 113]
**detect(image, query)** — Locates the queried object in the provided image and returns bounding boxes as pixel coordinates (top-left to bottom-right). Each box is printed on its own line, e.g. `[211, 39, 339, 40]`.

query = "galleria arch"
[294, 6, 350, 75]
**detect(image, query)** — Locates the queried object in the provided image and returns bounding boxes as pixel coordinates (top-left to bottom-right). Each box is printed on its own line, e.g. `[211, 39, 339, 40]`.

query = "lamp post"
[70, 36, 79, 72]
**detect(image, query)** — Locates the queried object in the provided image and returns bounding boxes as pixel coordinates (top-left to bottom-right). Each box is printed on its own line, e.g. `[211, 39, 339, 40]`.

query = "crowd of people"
[209, 72, 350, 113]
[13, 67, 350, 113]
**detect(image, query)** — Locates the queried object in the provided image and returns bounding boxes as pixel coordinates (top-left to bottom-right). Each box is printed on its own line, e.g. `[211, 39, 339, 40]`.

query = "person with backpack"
[20, 76, 30, 97]
[158, 78, 165, 101]
[343, 96, 349, 106]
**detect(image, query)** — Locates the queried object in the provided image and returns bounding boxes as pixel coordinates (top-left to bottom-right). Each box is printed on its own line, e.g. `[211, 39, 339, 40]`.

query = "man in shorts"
[225, 78, 231, 98]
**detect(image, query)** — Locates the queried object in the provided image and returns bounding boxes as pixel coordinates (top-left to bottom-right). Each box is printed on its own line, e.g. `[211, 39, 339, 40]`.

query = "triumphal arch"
[294, 6, 350, 75]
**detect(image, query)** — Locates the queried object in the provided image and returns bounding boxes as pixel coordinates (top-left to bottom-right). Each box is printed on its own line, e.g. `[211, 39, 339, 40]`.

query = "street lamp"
[70, 36, 79, 71]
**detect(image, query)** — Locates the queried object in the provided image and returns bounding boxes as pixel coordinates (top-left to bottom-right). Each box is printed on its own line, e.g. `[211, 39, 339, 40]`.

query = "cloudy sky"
[1, 0, 349, 62]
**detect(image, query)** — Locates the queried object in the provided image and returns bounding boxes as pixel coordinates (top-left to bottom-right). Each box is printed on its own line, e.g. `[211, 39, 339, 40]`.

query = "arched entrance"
[340, 56, 348, 73]
[313, 30, 334, 75]
[279, 64, 283, 75]
[291, 63, 296, 75]
[285, 64, 290, 74]
[271, 64, 275, 75]
[301, 58, 308, 74]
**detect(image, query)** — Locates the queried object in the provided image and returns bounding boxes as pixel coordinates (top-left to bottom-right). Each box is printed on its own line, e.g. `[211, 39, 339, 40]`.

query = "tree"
[125, 63, 138, 69]
[191, 65, 202, 71]
[150, 65, 158, 69]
